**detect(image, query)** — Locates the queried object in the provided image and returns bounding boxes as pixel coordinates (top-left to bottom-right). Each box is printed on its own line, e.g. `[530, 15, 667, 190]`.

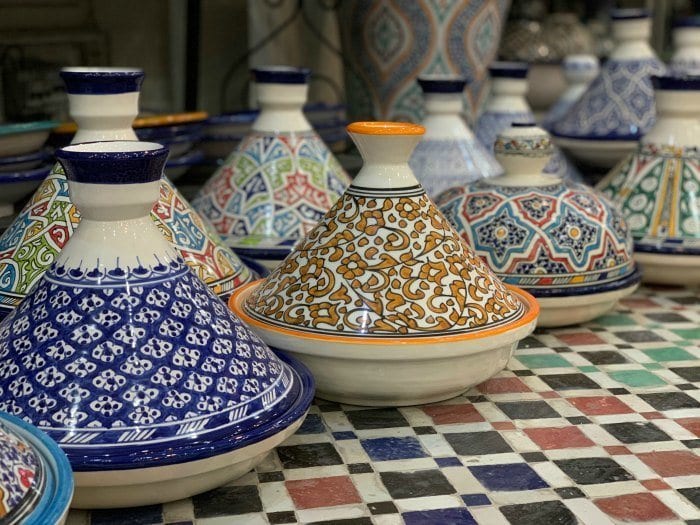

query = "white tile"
[613, 455, 661, 480]
[393, 494, 463, 512]
[655, 489, 700, 520]
[64, 510, 89, 525]
[372, 514, 404, 525]
[335, 439, 371, 464]
[199, 513, 267, 525]
[352, 472, 393, 503]
[545, 447, 606, 460]
[162, 498, 194, 522]
[417, 433, 456, 457]
[258, 481, 295, 512]
[530, 462, 575, 488]
[501, 429, 540, 452]
[581, 481, 644, 498]
[469, 506, 509, 524]
[487, 488, 557, 506]
[440, 466, 486, 494]
[371, 458, 437, 472]
[284, 465, 349, 480]
[459, 452, 525, 466]
[563, 498, 615, 525]
[296, 504, 367, 523]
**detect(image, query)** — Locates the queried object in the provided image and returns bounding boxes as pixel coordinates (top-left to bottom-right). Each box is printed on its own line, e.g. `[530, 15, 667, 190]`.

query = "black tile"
[680, 487, 700, 507]
[268, 511, 297, 524]
[497, 401, 560, 419]
[581, 351, 628, 365]
[540, 374, 600, 390]
[614, 330, 666, 343]
[670, 295, 699, 304]
[368, 501, 398, 515]
[567, 416, 591, 425]
[380, 470, 455, 499]
[683, 439, 700, 449]
[671, 366, 700, 382]
[91, 506, 163, 525]
[602, 422, 672, 443]
[277, 442, 343, 469]
[444, 431, 513, 456]
[192, 485, 262, 518]
[348, 462, 373, 474]
[500, 501, 577, 525]
[317, 402, 342, 412]
[608, 388, 629, 395]
[555, 457, 633, 485]
[518, 336, 546, 349]
[589, 326, 606, 332]
[521, 452, 547, 462]
[555, 487, 586, 499]
[297, 413, 326, 434]
[678, 383, 698, 391]
[259, 471, 284, 483]
[639, 392, 700, 411]
[309, 519, 373, 525]
[645, 312, 690, 323]
[413, 426, 437, 435]
[346, 408, 409, 430]
[466, 395, 488, 403]
[513, 369, 535, 377]
[686, 520, 700, 525]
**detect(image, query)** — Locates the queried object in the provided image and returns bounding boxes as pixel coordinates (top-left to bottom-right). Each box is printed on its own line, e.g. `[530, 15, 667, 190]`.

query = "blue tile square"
[469, 463, 548, 491]
[361, 436, 428, 461]
[403, 508, 476, 525]
[296, 414, 325, 434]
[332, 431, 357, 440]
[435, 456, 462, 467]
[462, 493, 490, 507]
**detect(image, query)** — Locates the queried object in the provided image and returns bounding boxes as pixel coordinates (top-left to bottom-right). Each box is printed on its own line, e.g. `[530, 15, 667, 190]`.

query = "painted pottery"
[193, 67, 351, 269]
[338, 0, 510, 122]
[0, 411, 73, 524]
[0, 68, 253, 319]
[229, 122, 538, 406]
[542, 55, 599, 131]
[0, 165, 51, 217]
[0, 140, 314, 508]
[671, 17, 700, 75]
[551, 9, 666, 168]
[597, 75, 700, 285]
[409, 76, 502, 199]
[475, 62, 583, 183]
[437, 123, 640, 327]
[0, 121, 58, 157]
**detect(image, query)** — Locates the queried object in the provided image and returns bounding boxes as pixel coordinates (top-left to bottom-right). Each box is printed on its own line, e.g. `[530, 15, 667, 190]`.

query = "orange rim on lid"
[134, 111, 209, 128]
[346, 122, 425, 136]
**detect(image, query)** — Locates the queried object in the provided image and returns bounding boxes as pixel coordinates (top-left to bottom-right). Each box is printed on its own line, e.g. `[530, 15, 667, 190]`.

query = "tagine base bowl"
[635, 252, 700, 285]
[552, 136, 637, 169]
[231, 282, 538, 407]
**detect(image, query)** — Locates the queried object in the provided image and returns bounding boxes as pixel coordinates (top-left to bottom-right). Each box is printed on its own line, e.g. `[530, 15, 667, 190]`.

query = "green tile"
[677, 340, 692, 347]
[609, 369, 666, 387]
[647, 323, 662, 329]
[643, 363, 663, 370]
[517, 354, 572, 368]
[643, 347, 695, 362]
[595, 314, 637, 327]
[672, 328, 700, 340]
[578, 365, 598, 373]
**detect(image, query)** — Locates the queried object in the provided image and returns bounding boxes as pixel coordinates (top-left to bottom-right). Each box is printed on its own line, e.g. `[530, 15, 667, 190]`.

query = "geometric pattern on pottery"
[436, 181, 636, 292]
[338, 0, 509, 122]
[551, 59, 666, 140]
[670, 58, 700, 76]
[192, 131, 351, 242]
[409, 137, 503, 198]
[0, 419, 40, 519]
[245, 184, 525, 337]
[0, 163, 251, 318]
[0, 257, 294, 468]
[599, 143, 700, 255]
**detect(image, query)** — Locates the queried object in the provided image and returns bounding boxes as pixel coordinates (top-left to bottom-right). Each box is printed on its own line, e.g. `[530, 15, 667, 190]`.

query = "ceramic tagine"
[597, 75, 700, 285]
[476, 62, 583, 183]
[670, 17, 700, 75]
[551, 9, 666, 169]
[542, 55, 599, 131]
[0, 411, 73, 524]
[229, 122, 539, 407]
[437, 123, 640, 326]
[0, 68, 254, 320]
[409, 76, 502, 199]
[193, 67, 351, 269]
[0, 140, 314, 508]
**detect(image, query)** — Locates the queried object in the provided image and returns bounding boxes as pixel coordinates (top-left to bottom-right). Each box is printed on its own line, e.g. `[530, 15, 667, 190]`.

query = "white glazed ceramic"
[671, 18, 700, 75]
[552, 136, 638, 169]
[542, 55, 599, 130]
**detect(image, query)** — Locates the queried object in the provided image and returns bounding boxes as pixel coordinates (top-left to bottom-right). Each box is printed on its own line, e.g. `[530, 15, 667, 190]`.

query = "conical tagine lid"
[0, 68, 253, 320]
[240, 122, 534, 338]
[0, 141, 310, 471]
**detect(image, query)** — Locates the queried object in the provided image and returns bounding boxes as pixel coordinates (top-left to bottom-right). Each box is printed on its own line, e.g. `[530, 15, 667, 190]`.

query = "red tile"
[596, 493, 675, 521]
[286, 475, 361, 509]
[619, 297, 658, 309]
[641, 479, 672, 491]
[641, 411, 664, 420]
[540, 391, 560, 399]
[524, 426, 594, 450]
[568, 396, 633, 416]
[422, 403, 484, 425]
[556, 332, 605, 346]
[492, 421, 516, 431]
[604, 445, 631, 455]
[638, 450, 700, 477]
[477, 377, 531, 394]
[676, 418, 700, 437]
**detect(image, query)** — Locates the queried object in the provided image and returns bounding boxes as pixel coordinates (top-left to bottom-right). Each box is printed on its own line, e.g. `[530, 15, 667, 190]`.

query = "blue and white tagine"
[0, 141, 313, 508]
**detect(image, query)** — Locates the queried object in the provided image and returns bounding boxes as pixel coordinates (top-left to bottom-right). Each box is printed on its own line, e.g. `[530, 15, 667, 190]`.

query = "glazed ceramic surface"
[0, 68, 252, 319]
[0, 121, 57, 157]
[193, 67, 351, 265]
[0, 141, 313, 508]
[437, 123, 639, 326]
[670, 18, 700, 75]
[0, 416, 41, 521]
[338, 0, 509, 122]
[542, 54, 599, 130]
[0, 165, 51, 217]
[0, 150, 50, 172]
[409, 76, 502, 198]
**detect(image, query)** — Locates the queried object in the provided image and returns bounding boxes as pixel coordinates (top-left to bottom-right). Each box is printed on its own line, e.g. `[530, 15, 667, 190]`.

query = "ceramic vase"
[551, 9, 666, 169]
[192, 67, 351, 269]
[437, 123, 640, 327]
[597, 75, 700, 285]
[475, 62, 583, 183]
[229, 121, 539, 407]
[670, 17, 700, 75]
[542, 55, 599, 131]
[0, 68, 254, 320]
[0, 140, 314, 508]
[409, 76, 502, 199]
[337, 0, 510, 122]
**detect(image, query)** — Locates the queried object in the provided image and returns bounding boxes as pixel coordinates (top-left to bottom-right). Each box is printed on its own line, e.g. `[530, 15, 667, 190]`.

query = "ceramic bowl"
[552, 136, 638, 169]
[0, 121, 58, 157]
[164, 149, 205, 181]
[205, 110, 258, 137]
[0, 411, 73, 525]
[0, 150, 50, 172]
[0, 164, 51, 217]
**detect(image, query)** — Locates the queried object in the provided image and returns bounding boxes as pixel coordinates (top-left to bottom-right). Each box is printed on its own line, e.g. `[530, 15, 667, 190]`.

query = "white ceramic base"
[536, 282, 640, 327]
[635, 252, 700, 286]
[0, 130, 50, 157]
[553, 136, 637, 169]
[70, 413, 306, 509]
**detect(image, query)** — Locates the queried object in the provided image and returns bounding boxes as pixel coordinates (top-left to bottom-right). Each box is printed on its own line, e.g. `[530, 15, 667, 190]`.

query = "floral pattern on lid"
[0, 419, 41, 521]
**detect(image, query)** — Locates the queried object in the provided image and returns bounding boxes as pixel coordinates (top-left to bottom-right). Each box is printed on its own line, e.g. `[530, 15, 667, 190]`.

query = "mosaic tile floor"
[66, 286, 700, 525]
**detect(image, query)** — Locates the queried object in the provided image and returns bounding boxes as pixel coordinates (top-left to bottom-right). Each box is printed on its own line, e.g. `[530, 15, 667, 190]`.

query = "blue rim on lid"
[673, 16, 700, 28]
[611, 8, 651, 20]
[0, 149, 50, 166]
[60, 68, 144, 95]
[252, 66, 311, 84]
[651, 74, 700, 91]
[56, 141, 168, 184]
[489, 62, 528, 78]
[417, 76, 468, 93]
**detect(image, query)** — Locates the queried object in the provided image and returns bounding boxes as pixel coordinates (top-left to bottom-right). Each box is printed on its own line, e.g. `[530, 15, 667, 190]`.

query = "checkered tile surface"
[66, 286, 700, 525]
